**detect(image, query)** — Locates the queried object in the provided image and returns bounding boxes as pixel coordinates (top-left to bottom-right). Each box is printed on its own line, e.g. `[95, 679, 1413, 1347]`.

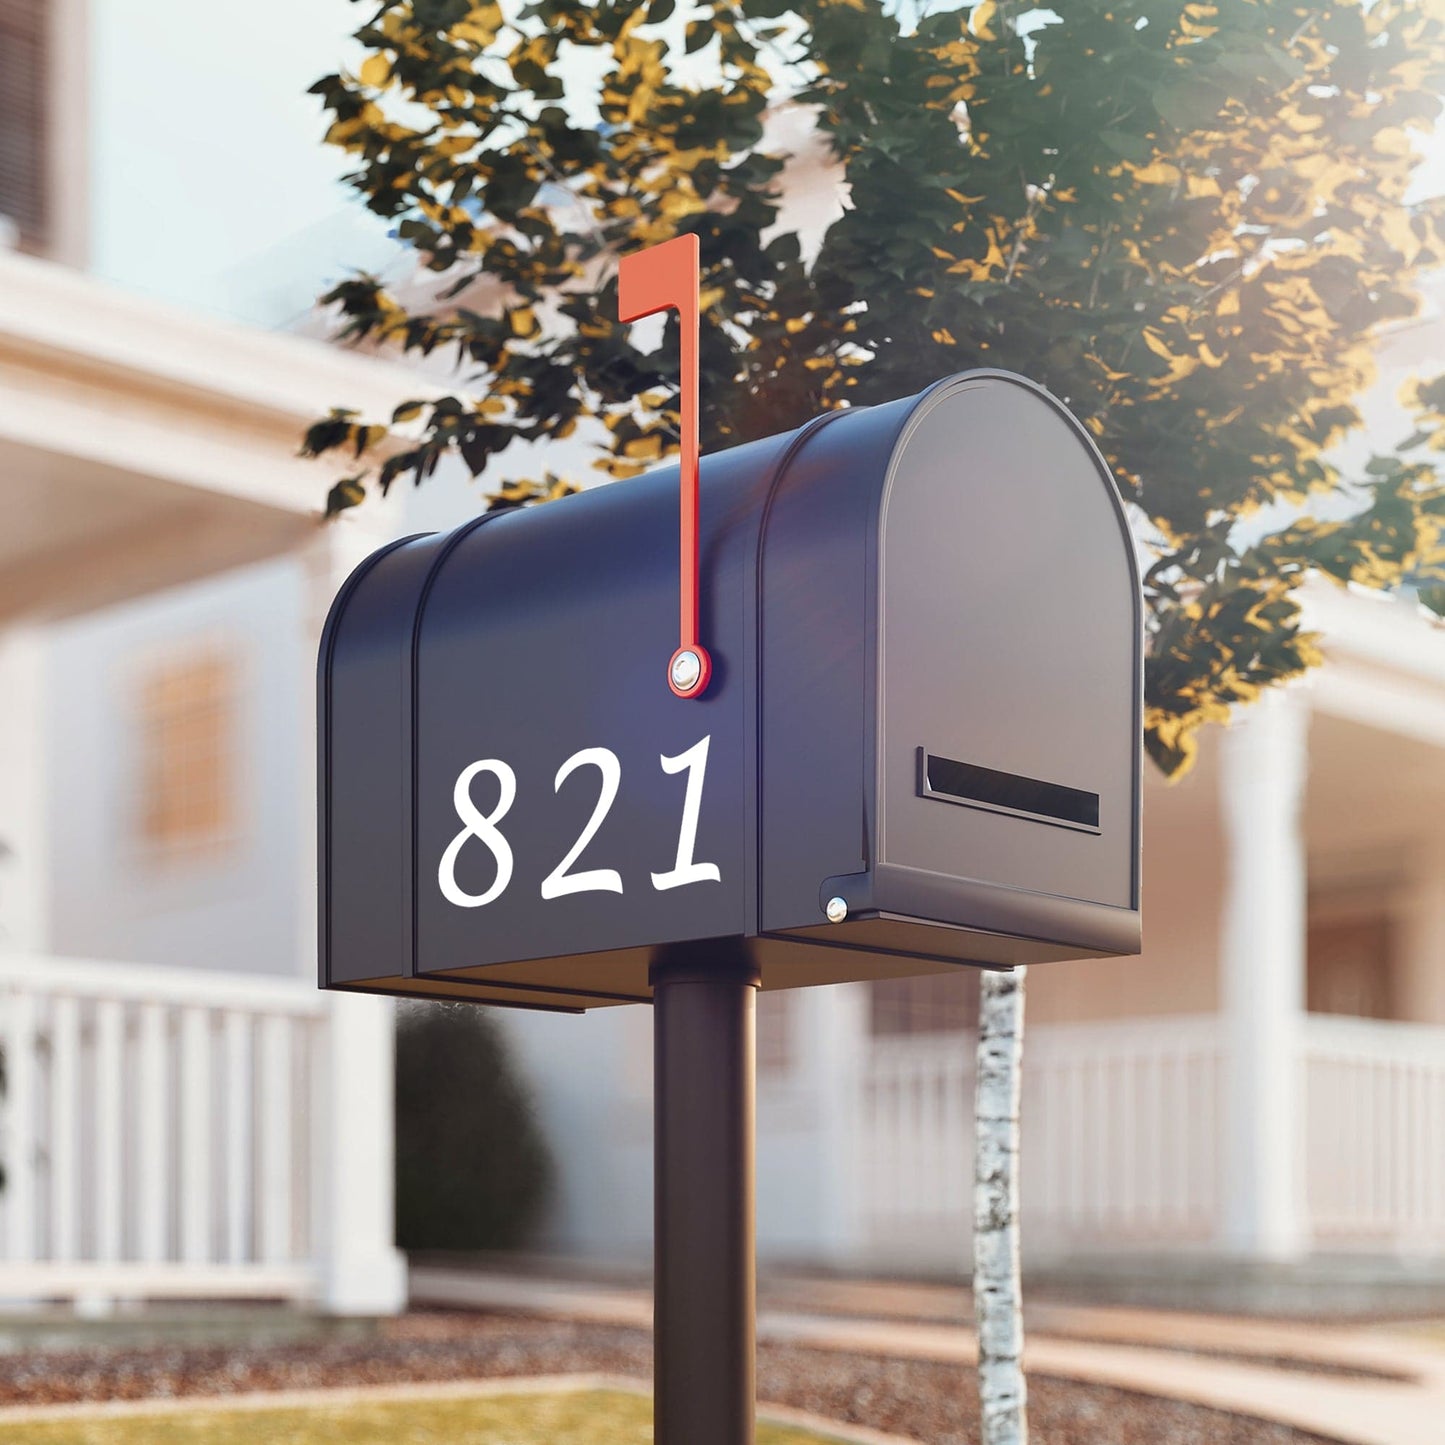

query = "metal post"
[651, 941, 760, 1445]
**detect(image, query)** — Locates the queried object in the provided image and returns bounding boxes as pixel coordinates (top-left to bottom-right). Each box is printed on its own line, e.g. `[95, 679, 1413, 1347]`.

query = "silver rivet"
[825, 896, 848, 924]
[670, 649, 702, 692]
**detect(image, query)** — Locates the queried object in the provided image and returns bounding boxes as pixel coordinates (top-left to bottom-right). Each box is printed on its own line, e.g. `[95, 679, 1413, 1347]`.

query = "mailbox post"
[653, 944, 759, 1445]
[319, 362, 1142, 1445]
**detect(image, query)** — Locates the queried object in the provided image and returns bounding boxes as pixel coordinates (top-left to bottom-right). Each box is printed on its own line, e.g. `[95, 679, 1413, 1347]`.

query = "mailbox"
[319, 369, 1141, 1011]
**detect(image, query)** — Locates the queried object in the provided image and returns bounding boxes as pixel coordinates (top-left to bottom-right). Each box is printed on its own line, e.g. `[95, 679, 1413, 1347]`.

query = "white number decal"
[438, 759, 517, 907]
[651, 735, 722, 891]
[541, 747, 624, 899]
[439, 738, 719, 908]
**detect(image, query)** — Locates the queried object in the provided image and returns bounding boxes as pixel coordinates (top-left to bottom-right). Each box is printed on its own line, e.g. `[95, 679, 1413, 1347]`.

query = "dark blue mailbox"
[319, 370, 1141, 1011]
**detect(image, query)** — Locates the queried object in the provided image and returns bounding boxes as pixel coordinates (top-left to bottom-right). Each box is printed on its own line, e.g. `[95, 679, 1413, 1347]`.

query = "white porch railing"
[858, 1015, 1225, 1261]
[859, 1028, 975, 1254]
[858, 1012, 1445, 1263]
[1023, 1014, 1224, 1249]
[1305, 1014, 1445, 1251]
[0, 954, 327, 1303]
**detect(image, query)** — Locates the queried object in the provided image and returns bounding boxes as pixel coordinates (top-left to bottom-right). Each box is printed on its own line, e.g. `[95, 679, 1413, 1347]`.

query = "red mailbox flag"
[618, 234, 712, 700]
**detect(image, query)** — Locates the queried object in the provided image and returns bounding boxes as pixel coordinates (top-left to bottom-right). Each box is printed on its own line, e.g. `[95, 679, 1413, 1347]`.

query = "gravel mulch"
[0, 1311, 1345, 1445]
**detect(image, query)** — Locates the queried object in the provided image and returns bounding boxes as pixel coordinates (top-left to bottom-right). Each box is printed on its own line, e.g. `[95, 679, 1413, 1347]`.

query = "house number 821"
[438, 736, 721, 908]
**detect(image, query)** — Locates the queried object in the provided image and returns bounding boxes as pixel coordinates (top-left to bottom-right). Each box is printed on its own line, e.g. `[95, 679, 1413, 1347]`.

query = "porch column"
[0, 627, 48, 955]
[303, 523, 408, 1315]
[1218, 688, 1309, 1260]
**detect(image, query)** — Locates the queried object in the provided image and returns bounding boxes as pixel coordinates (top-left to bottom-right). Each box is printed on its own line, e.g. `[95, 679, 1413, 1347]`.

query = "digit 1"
[617, 233, 712, 700]
[651, 735, 722, 891]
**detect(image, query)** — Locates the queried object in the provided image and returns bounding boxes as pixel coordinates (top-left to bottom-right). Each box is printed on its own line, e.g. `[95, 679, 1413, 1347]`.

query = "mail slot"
[318, 369, 1141, 1010]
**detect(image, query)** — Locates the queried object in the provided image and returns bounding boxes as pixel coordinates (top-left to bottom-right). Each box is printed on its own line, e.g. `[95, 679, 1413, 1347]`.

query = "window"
[135, 647, 239, 858]
[869, 970, 980, 1037]
[0, 1, 47, 246]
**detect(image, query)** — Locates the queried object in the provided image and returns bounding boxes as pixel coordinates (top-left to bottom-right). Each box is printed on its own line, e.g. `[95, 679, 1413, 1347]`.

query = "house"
[0, 0, 415, 1312]
[4, 0, 1443, 1313]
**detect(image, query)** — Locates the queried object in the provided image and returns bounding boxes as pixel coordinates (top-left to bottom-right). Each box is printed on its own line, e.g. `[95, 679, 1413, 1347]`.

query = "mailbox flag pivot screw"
[670, 648, 704, 696]
[825, 896, 849, 924]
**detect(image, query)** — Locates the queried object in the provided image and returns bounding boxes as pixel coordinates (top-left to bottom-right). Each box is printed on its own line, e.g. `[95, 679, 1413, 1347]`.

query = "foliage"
[305, 0, 1445, 775]
[394, 1001, 553, 1252]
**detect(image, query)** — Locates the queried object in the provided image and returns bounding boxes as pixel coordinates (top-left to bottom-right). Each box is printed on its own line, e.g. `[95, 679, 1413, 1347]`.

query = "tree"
[304, 3, 1445, 1438]
[974, 967, 1026, 1444]
[307, 0, 1445, 778]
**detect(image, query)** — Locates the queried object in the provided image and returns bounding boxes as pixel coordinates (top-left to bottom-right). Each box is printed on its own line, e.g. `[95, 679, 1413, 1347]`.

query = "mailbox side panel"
[321, 524, 666, 1010]
[410, 438, 788, 979]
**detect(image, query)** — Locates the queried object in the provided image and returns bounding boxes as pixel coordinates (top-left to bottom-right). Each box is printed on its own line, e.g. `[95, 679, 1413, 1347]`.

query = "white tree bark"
[974, 965, 1027, 1445]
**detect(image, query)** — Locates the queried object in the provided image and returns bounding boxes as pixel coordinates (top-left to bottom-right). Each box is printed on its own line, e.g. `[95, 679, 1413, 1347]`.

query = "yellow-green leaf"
[359, 54, 392, 89]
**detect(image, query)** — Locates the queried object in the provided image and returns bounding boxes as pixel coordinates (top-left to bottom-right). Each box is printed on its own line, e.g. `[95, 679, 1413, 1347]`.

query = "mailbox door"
[873, 372, 1140, 954]
[759, 371, 1141, 965]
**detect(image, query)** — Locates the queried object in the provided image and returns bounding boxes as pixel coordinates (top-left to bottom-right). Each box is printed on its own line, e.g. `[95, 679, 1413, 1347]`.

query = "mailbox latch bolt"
[825, 896, 849, 924]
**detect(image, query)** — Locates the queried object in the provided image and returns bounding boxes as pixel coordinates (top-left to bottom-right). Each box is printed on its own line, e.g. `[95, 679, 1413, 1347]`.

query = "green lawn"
[5, 1389, 846, 1445]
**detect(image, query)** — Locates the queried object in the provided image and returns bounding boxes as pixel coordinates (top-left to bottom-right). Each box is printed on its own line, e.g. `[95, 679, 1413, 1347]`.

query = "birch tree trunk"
[974, 965, 1027, 1445]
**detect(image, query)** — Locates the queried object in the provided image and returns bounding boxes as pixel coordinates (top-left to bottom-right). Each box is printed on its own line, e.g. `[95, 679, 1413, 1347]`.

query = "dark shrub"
[394, 1002, 553, 1252]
